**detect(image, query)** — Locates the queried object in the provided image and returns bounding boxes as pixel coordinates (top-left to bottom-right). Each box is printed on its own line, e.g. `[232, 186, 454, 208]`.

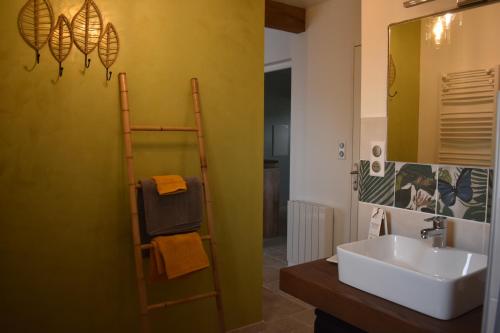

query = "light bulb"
[433, 17, 444, 46]
[443, 13, 454, 28]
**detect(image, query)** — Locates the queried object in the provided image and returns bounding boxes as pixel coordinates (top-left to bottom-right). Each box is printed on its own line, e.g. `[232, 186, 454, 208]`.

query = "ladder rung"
[140, 235, 211, 250]
[147, 291, 218, 311]
[131, 125, 198, 132]
[135, 180, 205, 188]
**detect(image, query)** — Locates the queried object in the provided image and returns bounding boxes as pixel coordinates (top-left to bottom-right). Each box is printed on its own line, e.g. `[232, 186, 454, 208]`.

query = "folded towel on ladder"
[152, 175, 187, 195]
[138, 176, 203, 239]
[150, 232, 210, 280]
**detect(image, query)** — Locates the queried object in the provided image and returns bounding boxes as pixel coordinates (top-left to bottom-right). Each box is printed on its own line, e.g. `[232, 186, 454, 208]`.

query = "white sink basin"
[337, 235, 487, 320]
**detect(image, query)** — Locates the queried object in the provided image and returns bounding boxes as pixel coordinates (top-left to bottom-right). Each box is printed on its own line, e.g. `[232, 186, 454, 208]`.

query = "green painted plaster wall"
[0, 1, 263, 332]
[387, 20, 421, 162]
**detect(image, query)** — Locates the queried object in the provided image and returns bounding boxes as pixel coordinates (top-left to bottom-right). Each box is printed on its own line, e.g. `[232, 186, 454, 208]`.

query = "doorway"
[263, 68, 291, 259]
[261, 66, 315, 331]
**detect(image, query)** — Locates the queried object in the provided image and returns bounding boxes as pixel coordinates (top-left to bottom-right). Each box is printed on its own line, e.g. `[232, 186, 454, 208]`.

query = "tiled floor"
[231, 237, 315, 333]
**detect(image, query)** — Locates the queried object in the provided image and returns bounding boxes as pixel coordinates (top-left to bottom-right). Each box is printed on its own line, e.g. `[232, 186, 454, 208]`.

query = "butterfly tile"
[437, 166, 488, 222]
[359, 160, 395, 206]
[486, 169, 494, 223]
[394, 163, 437, 213]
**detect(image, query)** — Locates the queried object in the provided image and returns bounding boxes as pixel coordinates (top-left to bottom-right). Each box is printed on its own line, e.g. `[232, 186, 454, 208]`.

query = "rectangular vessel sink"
[337, 235, 487, 320]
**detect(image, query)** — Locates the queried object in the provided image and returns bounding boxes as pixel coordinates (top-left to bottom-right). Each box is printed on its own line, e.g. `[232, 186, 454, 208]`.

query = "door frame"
[349, 44, 362, 242]
[265, 59, 292, 73]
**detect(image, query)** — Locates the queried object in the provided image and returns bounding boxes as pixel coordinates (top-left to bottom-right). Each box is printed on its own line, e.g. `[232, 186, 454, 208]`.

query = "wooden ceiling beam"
[265, 0, 306, 34]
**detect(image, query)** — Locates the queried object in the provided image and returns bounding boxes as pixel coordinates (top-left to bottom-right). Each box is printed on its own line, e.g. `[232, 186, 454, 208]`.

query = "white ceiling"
[275, 0, 328, 8]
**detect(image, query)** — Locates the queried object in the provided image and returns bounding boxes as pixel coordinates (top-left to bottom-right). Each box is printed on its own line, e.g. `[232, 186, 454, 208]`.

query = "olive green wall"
[387, 20, 421, 162]
[0, 1, 263, 332]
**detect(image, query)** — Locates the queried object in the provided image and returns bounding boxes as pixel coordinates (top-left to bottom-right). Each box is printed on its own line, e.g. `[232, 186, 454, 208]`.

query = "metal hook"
[388, 90, 398, 98]
[24, 52, 38, 72]
[85, 55, 91, 69]
[106, 68, 112, 81]
[59, 63, 64, 77]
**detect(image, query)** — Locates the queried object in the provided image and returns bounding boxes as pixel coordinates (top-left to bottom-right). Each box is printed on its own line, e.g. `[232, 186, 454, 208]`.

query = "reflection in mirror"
[387, 3, 500, 167]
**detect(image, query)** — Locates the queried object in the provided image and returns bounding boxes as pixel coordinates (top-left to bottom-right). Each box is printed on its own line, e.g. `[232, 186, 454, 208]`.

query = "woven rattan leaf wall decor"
[17, 0, 55, 65]
[98, 23, 120, 81]
[388, 54, 398, 98]
[49, 15, 73, 77]
[71, 0, 103, 69]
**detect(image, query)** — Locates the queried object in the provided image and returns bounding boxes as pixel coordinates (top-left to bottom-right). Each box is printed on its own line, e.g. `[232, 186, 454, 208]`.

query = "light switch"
[369, 141, 385, 177]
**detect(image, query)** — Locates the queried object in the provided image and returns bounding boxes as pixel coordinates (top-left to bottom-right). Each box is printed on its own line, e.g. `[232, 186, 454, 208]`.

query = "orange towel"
[152, 175, 187, 195]
[150, 232, 209, 280]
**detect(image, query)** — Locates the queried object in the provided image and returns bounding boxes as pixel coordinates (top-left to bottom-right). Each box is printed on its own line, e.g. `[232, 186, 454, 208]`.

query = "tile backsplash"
[359, 160, 395, 206]
[359, 160, 493, 224]
[437, 167, 488, 222]
[395, 163, 436, 214]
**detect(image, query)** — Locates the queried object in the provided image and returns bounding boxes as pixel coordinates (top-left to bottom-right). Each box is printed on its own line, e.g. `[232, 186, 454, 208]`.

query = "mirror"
[387, 2, 500, 167]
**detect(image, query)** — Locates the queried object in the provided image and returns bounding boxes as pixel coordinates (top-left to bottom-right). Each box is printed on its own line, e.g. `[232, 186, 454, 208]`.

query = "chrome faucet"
[421, 216, 448, 248]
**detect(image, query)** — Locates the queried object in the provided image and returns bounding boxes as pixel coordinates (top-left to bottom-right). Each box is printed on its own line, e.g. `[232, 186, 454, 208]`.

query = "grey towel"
[139, 177, 203, 237]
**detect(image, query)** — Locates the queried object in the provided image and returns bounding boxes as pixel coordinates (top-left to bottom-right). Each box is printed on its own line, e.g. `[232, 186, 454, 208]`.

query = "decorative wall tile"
[437, 167, 488, 222]
[394, 163, 437, 213]
[359, 160, 395, 206]
[487, 169, 494, 223]
[357, 159, 492, 224]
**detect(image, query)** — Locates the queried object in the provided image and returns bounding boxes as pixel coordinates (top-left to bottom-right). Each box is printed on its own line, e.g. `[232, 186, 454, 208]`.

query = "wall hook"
[85, 55, 91, 69]
[48, 15, 72, 79]
[18, 0, 53, 69]
[388, 90, 398, 98]
[98, 23, 119, 83]
[106, 68, 112, 81]
[24, 51, 39, 71]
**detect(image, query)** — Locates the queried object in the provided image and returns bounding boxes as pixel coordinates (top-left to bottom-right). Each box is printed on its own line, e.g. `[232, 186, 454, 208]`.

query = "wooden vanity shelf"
[280, 260, 482, 333]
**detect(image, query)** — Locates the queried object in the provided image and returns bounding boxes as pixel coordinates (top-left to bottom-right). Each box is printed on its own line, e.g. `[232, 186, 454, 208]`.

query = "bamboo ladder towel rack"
[118, 72, 225, 333]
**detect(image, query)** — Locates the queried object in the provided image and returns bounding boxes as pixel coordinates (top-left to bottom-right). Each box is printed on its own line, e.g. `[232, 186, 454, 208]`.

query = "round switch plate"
[372, 145, 382, 158]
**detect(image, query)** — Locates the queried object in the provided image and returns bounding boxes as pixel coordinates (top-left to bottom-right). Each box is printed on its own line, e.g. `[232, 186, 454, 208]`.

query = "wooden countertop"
[279, 259, 482, 333]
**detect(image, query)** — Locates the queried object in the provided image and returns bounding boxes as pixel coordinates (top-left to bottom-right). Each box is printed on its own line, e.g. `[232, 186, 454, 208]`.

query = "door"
[349, 45, 361, 242]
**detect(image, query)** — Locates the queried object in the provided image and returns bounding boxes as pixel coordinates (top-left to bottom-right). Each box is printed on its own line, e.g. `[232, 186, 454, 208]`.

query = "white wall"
[289, 0, 361, 249]
[264, 28, 292, 66]
[358, 202, 490, 253]
[265, 0, 361, 248]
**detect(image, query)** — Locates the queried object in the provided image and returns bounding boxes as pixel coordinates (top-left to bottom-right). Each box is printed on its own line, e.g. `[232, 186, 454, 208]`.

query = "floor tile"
[262, 292, 306, 322]
[293, 309, 316, 327]
[231, 321, 265, 333]
[262, 317, 313, 333]
[231, 240, 315, 332]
